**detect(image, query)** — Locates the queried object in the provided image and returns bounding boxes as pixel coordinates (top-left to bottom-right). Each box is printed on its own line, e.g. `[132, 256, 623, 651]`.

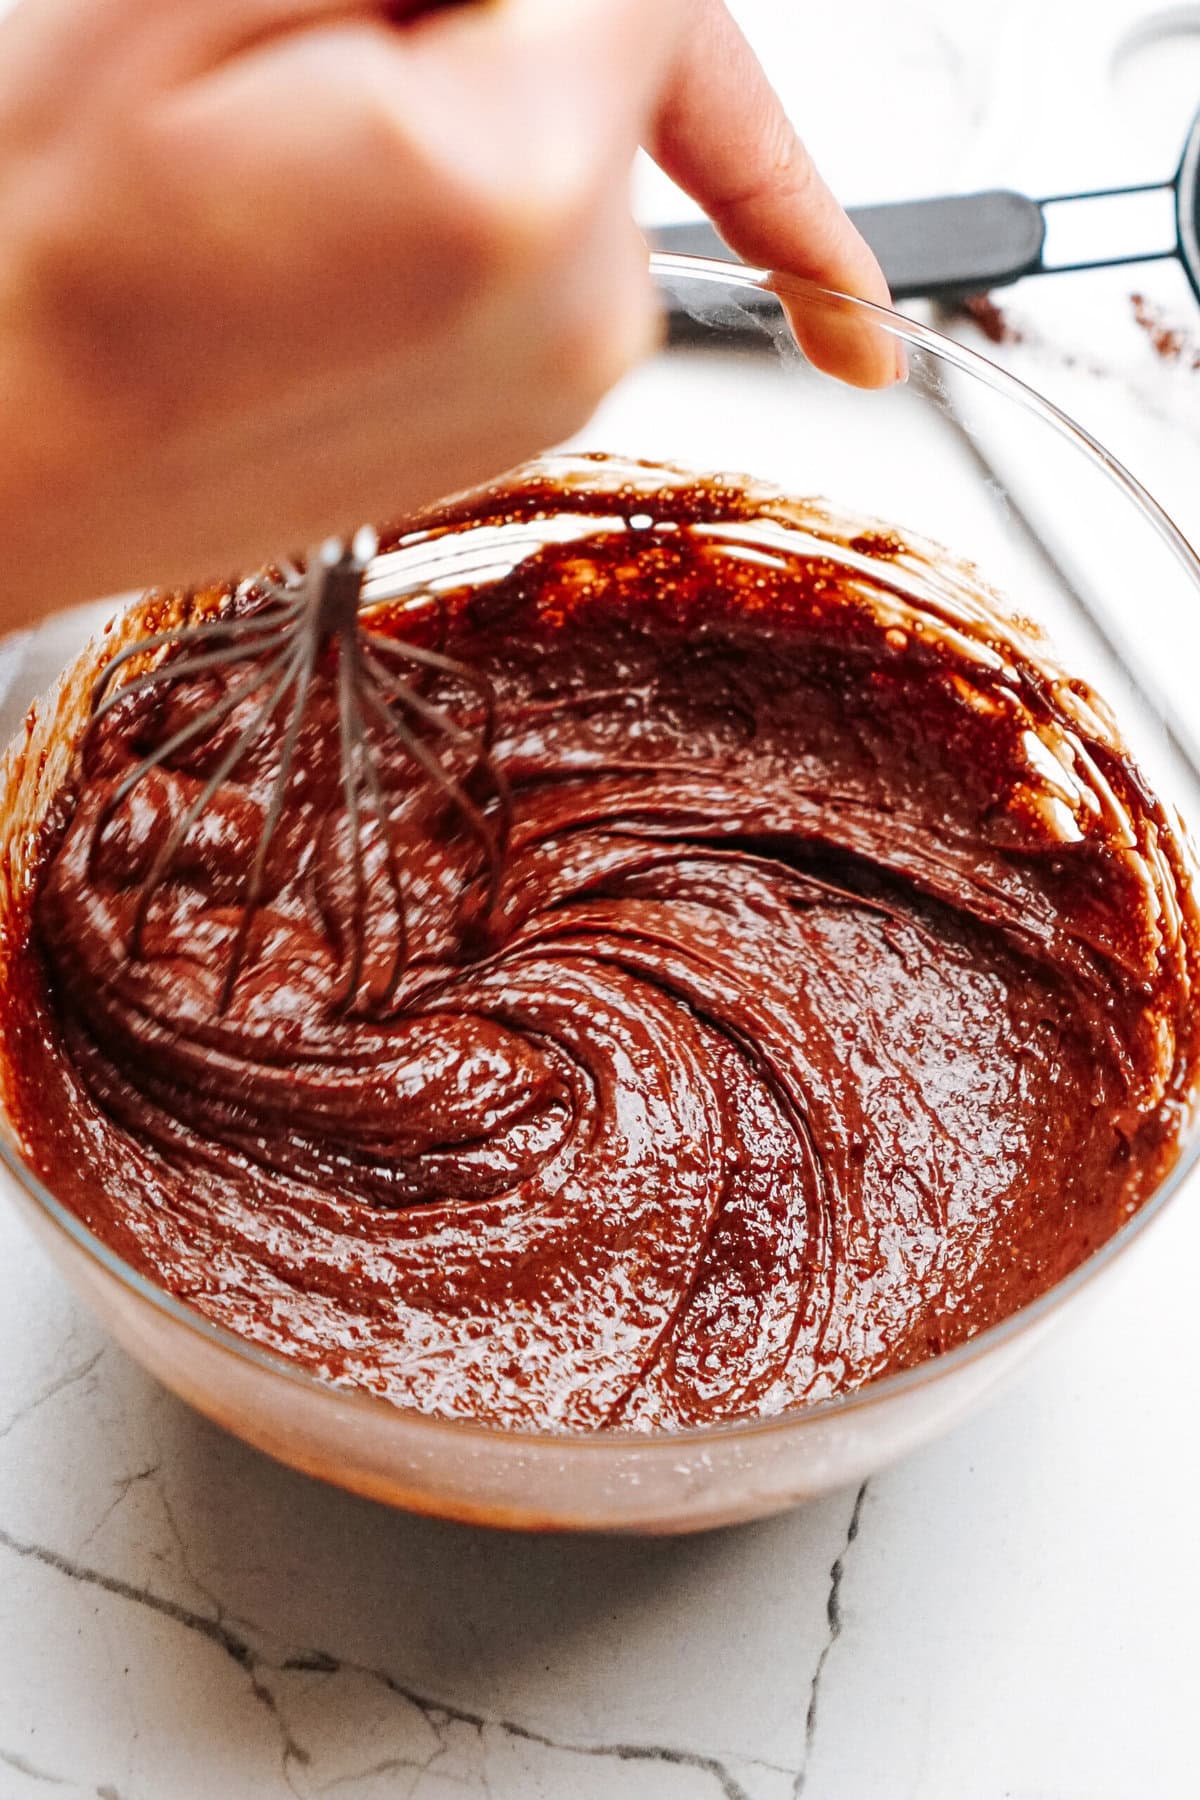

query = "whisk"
[81, 530, 512, 1014]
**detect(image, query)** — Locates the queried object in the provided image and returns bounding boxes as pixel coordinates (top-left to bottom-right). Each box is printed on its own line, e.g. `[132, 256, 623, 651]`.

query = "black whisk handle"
[649, 190, 1047, 303]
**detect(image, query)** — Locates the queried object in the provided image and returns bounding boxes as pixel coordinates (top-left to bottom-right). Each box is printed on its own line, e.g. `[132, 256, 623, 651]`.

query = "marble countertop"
[4, 3, 1200, 1796]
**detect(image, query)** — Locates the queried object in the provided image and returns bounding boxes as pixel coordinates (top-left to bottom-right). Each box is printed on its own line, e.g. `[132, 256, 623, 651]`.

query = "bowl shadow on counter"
[125, 1366, 868, 1781]
[3, 1203, 1069, 1793]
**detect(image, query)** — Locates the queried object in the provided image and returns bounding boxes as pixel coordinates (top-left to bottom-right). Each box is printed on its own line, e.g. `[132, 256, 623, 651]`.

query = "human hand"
[0, 0, 895, 622]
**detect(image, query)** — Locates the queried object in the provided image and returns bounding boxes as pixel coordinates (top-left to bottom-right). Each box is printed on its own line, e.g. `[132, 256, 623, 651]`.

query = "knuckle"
[444, 185, 536, 288]
[457, 170, 590, 285]
[360, 59, 607, 286]
[543, 282, 656, 425]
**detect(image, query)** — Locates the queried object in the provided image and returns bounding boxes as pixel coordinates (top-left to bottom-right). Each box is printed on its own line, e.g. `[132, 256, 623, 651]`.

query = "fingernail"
[892, 339, 909, 384]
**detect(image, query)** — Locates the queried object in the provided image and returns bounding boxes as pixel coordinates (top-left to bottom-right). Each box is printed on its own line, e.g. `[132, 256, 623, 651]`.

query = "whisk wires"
[82, 529, 511, 1014]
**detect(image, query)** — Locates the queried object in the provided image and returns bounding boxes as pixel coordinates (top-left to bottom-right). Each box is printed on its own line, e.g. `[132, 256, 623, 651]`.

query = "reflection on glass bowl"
[1, 258, 1199, 1532]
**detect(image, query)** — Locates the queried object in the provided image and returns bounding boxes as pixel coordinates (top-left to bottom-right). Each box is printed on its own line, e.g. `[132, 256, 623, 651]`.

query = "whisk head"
[81, 530, 511, 1015]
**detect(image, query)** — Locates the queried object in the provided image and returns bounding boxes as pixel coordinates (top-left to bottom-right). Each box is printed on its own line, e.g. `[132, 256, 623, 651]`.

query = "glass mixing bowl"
[1, 256, 1198, 1534]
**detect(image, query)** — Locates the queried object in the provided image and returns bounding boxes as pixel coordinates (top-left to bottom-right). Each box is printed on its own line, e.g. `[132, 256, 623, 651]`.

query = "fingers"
[168, 0, 679, 348]
[120, 0, 670, 447]
[34, 0, 433, 92]
[399, 0, 687, 172]
[164, 0, 680, 244]
[126, 0, 676, 99]
[644, 0, 902, 388]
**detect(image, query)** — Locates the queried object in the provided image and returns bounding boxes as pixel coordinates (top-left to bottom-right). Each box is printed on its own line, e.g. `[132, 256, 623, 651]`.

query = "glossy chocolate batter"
[4, 456, 1199, 1431]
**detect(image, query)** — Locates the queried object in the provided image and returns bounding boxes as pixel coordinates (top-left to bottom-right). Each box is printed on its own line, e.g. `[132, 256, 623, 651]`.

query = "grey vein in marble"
[794, 1483, 868, 1798]
[0, 1746, 70, 1787]
[0, 1520, 788, 1799]
[0, 1350, 105, 1444]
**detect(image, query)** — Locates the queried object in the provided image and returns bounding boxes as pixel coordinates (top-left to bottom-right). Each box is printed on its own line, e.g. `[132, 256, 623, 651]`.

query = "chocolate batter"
[4, 456, 1198, 1431]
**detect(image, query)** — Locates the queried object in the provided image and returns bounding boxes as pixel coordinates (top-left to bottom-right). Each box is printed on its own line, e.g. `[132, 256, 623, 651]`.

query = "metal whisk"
[81, 529, 511, 1014]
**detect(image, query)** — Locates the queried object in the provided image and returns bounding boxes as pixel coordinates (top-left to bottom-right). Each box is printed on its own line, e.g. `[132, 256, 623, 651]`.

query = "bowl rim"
[4, 249, 1200, 1452]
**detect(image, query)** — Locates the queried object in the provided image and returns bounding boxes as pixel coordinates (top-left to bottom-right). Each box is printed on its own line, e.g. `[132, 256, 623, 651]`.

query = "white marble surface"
[4, 3, 1200, 1796]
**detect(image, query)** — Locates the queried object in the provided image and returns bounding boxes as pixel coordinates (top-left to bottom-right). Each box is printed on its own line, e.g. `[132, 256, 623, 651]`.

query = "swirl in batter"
[5, 457, 1199, 1430]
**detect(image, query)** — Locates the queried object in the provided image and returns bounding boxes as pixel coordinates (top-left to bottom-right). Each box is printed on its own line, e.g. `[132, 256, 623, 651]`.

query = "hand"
[0, 0, 896, 623]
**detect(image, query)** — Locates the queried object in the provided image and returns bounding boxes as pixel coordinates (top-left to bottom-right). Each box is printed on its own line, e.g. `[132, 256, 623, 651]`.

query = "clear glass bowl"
[2, 255, 1198, 1534]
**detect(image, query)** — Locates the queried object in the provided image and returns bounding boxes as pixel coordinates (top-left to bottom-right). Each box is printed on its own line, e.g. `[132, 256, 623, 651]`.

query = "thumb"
[645, 0, 902, 389]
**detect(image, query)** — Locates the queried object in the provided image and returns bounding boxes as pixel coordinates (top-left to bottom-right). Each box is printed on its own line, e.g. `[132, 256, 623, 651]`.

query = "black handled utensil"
[652, 105, 1200, 309]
